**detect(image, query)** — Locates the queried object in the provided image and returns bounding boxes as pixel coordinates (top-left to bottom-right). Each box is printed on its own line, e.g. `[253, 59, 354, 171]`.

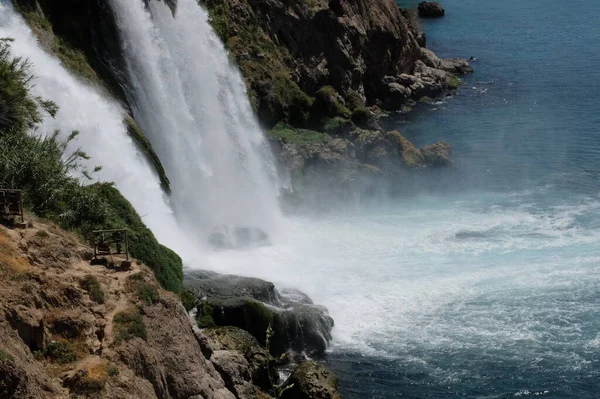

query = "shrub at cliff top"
[0, 39, 183, 292]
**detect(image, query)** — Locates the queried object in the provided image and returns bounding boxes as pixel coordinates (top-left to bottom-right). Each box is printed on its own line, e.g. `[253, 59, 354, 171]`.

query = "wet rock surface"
[185, 271, 334, 357]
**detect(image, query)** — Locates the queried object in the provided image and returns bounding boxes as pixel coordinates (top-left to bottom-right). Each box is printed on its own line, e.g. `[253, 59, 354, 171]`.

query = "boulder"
[185, 271, 334, 357]
[421, 141, 453, 167]
[418, 1, 445, 18]
[203, 326, 276, 391]
[280, 361, 341, 399]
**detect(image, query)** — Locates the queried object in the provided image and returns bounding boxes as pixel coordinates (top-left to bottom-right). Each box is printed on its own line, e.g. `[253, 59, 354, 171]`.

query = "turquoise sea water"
[321, 0, 600, 397]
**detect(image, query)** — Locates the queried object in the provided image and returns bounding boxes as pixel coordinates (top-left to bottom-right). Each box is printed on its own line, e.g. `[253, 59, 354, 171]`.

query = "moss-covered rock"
[185, 271, 334, 356]
[280, 361, 340, 399]
[203, 326, 276, 391]
[124, 117, 171, 193]
[310, 86, 351, 122]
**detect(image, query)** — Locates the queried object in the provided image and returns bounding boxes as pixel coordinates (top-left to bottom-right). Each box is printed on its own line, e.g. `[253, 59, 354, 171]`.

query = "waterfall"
[109, 0, 284, 249]
[0, 1, 197, 258]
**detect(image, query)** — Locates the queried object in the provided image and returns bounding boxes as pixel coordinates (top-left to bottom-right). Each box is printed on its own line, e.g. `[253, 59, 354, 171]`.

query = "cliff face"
[204, 0, 470, 125]
[237, 0, 420, 102]
[0, 220, 235, 398]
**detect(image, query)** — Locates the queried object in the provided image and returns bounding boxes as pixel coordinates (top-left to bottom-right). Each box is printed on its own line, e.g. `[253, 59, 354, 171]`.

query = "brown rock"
[280, 361, 340, 399]
[421, 141, 453, 167]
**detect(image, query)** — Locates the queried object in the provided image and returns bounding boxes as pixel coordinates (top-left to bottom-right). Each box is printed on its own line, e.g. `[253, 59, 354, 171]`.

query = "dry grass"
[0, 230, 30, 280]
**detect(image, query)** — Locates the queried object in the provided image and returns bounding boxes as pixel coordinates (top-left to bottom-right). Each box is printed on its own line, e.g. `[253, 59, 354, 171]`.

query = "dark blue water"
[326, 0, 600, 397]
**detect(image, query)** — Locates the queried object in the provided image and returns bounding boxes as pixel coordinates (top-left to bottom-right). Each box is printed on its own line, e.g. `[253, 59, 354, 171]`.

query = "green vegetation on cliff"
[0, 39, 183, 292]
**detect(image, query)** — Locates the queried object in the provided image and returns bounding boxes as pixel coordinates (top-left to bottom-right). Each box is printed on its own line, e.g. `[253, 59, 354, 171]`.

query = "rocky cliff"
[202, 0, 471, 192]
[0, 219, 340, 399]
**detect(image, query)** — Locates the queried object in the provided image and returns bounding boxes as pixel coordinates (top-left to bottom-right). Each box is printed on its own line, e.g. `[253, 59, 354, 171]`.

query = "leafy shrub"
[113, 310, 147, 342]
[311, 86, 351, 120]
[0, 38, 56, 133]
[180, 290, 197, 312]
[196, 303, 216, 328]
[128, 273, 160, 305]
[137, 283, 160, 306]
[43, 340, 77, 364]
[323, 117, 354, 136]
[268, 122, 330, 145]
[34, 230, 50, 238]
[81, 275, 105, 304]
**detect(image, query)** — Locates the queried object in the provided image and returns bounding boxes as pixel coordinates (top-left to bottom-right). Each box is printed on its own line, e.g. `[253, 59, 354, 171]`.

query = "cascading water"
[0, 0, 196, 258]
[108, 0, 284, 251]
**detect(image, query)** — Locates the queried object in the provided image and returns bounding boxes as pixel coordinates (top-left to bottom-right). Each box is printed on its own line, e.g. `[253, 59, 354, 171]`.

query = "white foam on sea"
[205, 191, 600, 369]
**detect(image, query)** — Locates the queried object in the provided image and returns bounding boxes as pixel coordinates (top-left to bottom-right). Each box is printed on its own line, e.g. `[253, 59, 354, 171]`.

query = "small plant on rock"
[43, 340, 77, 364]
[128, 273, 160, 306]
[81, 275, 105, 304]
[113, 310, 147, 342]
[0, 348, 13, 363]
[180, 290, 197, 312]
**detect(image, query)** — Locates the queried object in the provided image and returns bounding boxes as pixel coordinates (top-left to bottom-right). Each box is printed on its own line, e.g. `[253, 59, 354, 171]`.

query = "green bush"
[81, 275, 105, 304]
[43, 340, 77, 364]
[267, 122, 330, 145]
[180, 290, 197, 312]
[323, 117, 354, 136]
[136, 283, 160, 306]
[35, 230, 50, 238]
[0, 38, 56, 133]
[196, 303, 216, 328]
[113, 310, 147, 342]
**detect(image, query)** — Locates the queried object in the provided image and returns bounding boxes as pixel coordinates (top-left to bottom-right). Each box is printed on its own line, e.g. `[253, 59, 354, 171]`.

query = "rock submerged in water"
[418, 1, 445, 17]
[208, 225, 270, 249]
[184, 271, 334, 357]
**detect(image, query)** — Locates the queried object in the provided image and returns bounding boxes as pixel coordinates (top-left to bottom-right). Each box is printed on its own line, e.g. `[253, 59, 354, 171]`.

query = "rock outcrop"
[418, 1, 445, 18]
[280, 361, 341, 399]
[203, 0, 469, 123]
[185, 271, 334, 357]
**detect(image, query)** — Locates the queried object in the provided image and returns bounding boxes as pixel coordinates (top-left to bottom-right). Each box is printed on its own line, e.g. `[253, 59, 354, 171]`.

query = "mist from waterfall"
[109, 0, 284, 254]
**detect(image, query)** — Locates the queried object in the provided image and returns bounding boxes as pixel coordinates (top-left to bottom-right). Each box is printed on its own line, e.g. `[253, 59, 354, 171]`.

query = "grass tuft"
[81, 275, 105, 304]
[113, 310, 147, 342]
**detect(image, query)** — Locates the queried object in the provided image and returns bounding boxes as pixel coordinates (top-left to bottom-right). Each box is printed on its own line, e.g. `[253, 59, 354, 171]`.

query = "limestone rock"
[421, 141, 453, 167]
[280, 361, 341, 399]
[185, 271, 335, 357]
